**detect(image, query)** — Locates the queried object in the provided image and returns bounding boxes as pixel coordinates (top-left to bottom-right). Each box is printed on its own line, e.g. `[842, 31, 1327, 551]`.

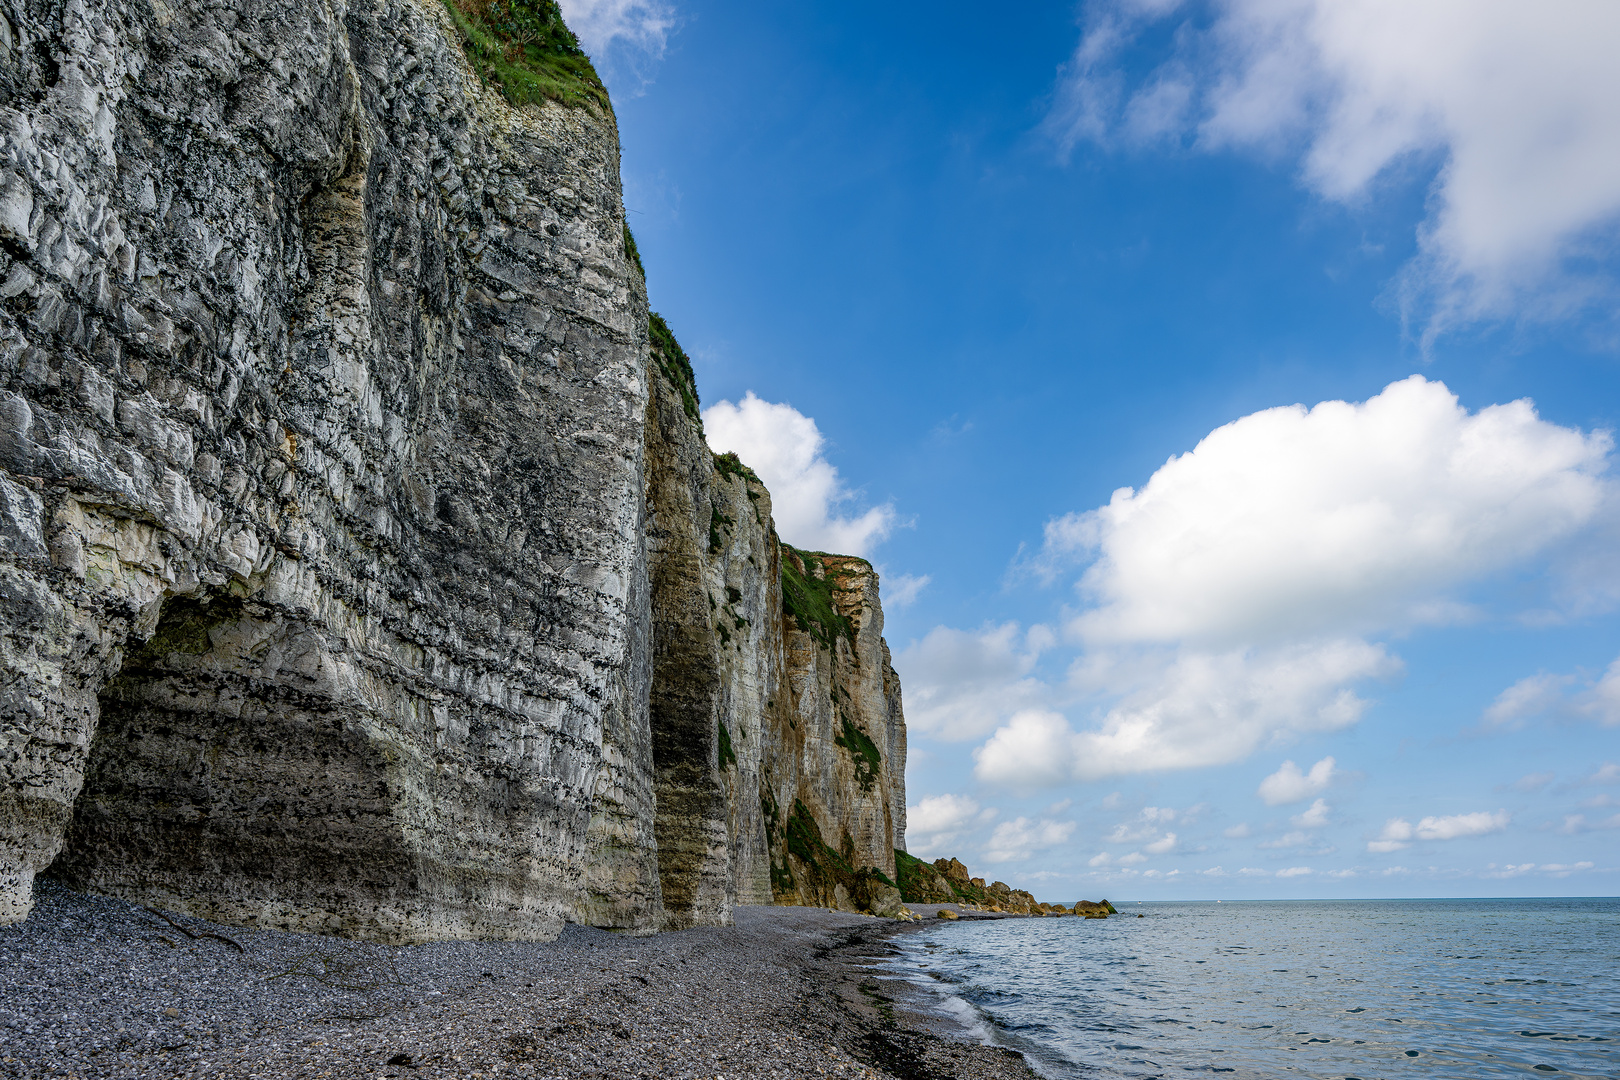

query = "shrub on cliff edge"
[442, 0, 611, 111]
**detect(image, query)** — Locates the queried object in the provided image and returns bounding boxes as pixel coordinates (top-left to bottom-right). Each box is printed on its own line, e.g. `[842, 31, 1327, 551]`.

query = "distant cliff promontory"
[897, 852, 1117, 917]
[0, 0, 904, 940]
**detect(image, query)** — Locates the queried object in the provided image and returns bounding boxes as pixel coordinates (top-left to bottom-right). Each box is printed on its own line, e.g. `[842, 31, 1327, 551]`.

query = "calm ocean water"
[887, 898, 1619, 1080]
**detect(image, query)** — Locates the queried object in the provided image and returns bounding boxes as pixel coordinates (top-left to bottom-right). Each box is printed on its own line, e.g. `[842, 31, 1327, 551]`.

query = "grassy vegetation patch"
[948, 875, 986, 904]
[708, 505, 732, 554]
[649, 312, 700, 422]
[894, 849, 932, 901]
[780, 545, 855, 651]
[717, 720, 737, 770]
[623, 223, 645, 279]
[786, 798, 856, 882]
[442, 0, 610, 111]
[835, 716, 881, 790]
[783, 799, 895, 905]
[712, 451, 761, 486]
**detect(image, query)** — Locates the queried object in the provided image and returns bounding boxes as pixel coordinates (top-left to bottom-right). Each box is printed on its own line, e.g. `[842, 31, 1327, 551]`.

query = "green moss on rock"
[895, 849, 955, 904]
[783, 799, 894, 908]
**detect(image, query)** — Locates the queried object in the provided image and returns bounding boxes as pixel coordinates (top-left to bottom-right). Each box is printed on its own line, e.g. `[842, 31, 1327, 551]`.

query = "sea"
[886, 898, 1619, 1080]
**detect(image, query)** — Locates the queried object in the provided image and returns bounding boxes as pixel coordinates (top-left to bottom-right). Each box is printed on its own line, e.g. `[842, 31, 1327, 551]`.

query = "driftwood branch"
[142, 906, 246, 953]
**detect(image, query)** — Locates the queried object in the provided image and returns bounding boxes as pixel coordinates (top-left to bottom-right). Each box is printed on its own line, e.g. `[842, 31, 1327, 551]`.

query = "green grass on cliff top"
[443, 0, 610, 111]
[780, 546, 856, 651]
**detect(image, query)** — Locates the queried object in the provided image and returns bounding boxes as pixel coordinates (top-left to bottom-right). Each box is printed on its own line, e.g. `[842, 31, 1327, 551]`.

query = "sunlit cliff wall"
[0, 0, 904, 940]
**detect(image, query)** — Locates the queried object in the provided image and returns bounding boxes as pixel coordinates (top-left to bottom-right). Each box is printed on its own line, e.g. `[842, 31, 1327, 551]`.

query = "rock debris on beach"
[1, 884, 1036, 1080]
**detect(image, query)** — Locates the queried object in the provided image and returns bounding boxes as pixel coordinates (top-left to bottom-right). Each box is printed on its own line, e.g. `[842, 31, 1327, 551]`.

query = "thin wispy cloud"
[559, 0, 675, 89]
[1482, 659, 1620, 730]
[560, 0, 674, 56]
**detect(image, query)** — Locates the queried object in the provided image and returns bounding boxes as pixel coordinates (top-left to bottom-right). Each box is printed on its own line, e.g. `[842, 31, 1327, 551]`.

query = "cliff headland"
[896, 852, 1117, 917]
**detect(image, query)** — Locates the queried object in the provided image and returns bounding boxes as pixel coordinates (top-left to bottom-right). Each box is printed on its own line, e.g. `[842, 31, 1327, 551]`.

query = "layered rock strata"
[0, 0, 906, 941]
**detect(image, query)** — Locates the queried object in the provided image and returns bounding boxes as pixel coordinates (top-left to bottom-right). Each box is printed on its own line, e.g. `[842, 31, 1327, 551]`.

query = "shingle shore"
[0, 883, 1037, 1080]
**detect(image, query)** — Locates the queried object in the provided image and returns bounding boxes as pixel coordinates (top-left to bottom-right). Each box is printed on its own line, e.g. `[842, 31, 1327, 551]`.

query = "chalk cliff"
[0, 0, 904, 940]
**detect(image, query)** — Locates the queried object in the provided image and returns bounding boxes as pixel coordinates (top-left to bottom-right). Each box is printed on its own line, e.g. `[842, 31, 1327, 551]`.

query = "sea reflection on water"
[887, 898, 1619, 1080]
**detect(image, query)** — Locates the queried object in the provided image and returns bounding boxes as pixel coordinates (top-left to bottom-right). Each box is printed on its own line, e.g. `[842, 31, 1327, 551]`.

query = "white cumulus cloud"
[1049, 0, 1620, 329]
[1258, 758, 1338, 806]
[1368, 810, 1509, 852]
[704, 392, 895, 557]
[971, 377, 1610, 788]
[908, 794, 982, 836]
[1051, 377, 1610, 646]
[1292, 798, 1332, 829]
[975, 643, 1395, 785]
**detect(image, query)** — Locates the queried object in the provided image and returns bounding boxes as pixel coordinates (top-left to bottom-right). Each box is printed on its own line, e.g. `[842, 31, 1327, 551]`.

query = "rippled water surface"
[889, 899, 1619, 1079]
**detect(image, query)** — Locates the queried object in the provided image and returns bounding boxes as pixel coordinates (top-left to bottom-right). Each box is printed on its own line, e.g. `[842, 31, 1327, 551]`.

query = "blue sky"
[566, 0, 1620, 900]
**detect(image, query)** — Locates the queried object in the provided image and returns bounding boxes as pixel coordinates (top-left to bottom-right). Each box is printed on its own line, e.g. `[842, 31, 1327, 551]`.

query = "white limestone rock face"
[0, 0, 908, 941]
[767, 550, 907, 906]
[640, 351, 908, 924]
[0, 0, 662, 939]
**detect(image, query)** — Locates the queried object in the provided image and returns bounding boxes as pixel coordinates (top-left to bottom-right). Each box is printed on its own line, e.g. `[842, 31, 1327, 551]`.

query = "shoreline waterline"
[883, 897, 1620, 1080]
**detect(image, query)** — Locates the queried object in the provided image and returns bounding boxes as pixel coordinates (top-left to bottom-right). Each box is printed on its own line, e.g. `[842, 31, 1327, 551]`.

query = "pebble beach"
[0, 883, 1037, 1080]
